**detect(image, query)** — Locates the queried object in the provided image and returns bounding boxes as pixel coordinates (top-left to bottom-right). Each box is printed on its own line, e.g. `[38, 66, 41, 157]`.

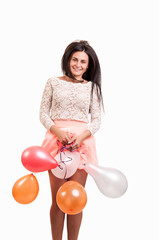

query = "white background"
[0, 0, 159, 239]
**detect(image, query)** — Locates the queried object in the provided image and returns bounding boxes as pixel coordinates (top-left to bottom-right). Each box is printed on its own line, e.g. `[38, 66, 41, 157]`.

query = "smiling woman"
[39, 40, 104, 240]
[69, 51, 89, 81]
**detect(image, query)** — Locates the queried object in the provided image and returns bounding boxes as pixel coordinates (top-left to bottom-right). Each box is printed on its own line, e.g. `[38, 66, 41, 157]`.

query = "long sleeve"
[88, 86, 101, 135]
[39, 78, 55, 130]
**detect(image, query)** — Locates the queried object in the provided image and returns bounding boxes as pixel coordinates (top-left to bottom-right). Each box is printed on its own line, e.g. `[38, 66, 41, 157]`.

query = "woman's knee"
[50, 201, 61, 214]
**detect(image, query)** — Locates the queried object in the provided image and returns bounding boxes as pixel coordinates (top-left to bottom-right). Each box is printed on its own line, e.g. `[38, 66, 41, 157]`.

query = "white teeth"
[73, 67, 82, 71]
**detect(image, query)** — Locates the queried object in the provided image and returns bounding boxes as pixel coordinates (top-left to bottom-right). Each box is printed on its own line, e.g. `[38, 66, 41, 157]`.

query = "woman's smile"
[69, 51, 89, 79]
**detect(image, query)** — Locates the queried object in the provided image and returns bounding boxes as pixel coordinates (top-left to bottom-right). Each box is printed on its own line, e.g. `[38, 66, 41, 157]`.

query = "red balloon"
[21, 146, 58, 172]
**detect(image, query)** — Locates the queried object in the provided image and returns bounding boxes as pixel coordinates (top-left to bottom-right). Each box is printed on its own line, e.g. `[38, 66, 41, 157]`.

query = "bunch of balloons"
[12, 146, 58, 205]
[12, 146, 87, 215]
[12, 145, 128, 215]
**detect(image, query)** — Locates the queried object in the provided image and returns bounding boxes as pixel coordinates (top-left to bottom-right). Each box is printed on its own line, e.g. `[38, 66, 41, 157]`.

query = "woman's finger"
[72, 141, 80, 150]
[61, 138, 68, 144]
[68, 136, 76, 144]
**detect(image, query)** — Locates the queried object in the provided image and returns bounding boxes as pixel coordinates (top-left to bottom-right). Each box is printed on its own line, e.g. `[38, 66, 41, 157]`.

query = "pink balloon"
[21, 146, 58, 172]
[51, 151, 80, 179]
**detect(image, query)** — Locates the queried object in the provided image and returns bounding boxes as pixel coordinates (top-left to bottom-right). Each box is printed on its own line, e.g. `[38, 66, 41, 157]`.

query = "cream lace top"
[39, 76, 101, 135]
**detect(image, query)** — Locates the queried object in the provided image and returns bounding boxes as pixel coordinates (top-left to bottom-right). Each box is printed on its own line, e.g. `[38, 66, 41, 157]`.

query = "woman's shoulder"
[48, 76, 59, 81]
[49, 76, 66, 83]
[47, 76, 61, 85]
[57, 76, 65, 80]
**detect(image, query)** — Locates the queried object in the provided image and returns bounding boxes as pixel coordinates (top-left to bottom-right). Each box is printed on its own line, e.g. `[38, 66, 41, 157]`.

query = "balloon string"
[60, 151, 73, 179]
[56, 140, 87, 173]
[56, 141, 77, 179]
[56, 140, 78, 154]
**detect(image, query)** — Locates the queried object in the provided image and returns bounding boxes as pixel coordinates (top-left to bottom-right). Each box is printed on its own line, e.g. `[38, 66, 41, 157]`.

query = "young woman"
[40, 40, 103, 240]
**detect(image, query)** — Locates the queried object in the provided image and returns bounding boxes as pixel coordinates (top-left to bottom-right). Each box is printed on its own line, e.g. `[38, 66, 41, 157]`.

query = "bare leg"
[48, 170, 67, 240]
[67, 169, 88, 240]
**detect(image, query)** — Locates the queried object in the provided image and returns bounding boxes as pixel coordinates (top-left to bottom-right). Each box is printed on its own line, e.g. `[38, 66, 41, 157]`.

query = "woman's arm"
[71, 86, 101, 150]
[50, 125, 72, 145]
[39, 78, 55, 130]
[88, 85, 102, 135]
[40, 78, 72, 144]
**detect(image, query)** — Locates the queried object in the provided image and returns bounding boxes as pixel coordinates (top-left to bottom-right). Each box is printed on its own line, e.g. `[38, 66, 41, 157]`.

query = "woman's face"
[69, 51, 89, 79]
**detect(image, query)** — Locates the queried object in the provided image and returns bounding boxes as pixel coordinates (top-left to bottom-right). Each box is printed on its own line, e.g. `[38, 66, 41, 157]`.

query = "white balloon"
[84, 163, 128, 198]
[51, 151, 80, 179]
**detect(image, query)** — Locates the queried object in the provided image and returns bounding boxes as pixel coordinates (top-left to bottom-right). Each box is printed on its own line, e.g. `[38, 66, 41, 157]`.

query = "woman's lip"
[72, 67, 82, 71]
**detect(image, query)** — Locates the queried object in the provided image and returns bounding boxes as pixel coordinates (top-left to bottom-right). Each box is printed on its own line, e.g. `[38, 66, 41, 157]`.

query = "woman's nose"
[76, 61, 81, 67]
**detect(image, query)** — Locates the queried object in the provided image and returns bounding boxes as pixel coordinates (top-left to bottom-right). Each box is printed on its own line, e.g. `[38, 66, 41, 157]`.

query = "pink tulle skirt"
[41, 119, 98, 170]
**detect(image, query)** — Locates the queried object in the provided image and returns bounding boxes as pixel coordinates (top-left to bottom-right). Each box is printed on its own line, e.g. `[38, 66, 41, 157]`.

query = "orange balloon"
[56, 181, 87, 215]
[12, 174, 39, 204]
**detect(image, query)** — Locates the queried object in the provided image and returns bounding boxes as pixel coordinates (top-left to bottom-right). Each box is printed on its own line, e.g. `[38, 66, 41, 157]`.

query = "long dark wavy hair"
[61, 40, 104, 108]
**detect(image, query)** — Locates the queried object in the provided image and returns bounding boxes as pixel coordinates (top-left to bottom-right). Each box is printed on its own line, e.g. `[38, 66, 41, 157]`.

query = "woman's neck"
[65, 75, 84, 83]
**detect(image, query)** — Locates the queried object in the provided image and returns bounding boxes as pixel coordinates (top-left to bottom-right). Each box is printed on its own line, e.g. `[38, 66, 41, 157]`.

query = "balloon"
[56, 181, 87, 215]
[21, 146, 58, 172]
[12, 174, 39, 204]
[51, 151, 80, 179]
[84, 163, 128, 198]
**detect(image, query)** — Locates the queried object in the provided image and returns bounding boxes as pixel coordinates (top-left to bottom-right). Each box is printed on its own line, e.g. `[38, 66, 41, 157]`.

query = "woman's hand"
[71, 135, 83, 151]
[71, 130, 91, 151]
[50, 126, 91, 148]
[50, 125, 72, 145]
[56, 129, 72, 145]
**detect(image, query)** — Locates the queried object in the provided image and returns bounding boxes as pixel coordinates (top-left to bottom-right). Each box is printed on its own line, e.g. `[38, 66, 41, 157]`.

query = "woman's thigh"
[68, 169, 88, 187]
[48, 170, 67, 202]
[48, 169, 87, 202]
